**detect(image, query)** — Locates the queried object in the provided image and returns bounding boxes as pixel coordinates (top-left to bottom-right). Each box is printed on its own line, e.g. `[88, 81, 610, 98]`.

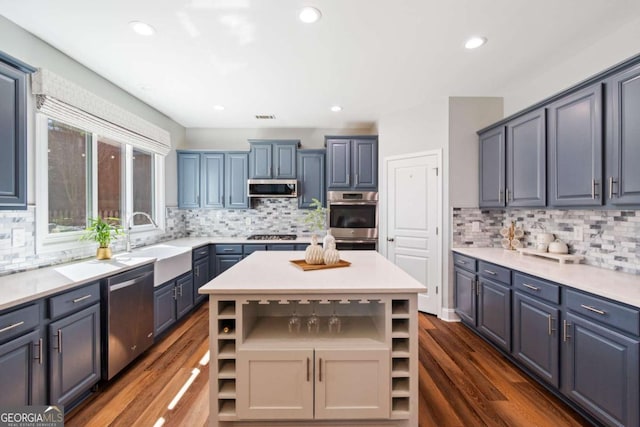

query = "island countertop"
[199, 250, 426, 295]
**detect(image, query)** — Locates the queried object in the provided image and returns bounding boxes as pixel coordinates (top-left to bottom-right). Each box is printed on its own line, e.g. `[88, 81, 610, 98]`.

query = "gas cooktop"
[246, 234, 297, 241]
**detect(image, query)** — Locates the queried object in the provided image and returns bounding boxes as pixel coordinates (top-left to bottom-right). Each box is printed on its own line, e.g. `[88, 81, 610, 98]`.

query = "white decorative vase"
[323, 241, 340, 265]
[305, 235, 324, 265]
[323, 229, 335, 248]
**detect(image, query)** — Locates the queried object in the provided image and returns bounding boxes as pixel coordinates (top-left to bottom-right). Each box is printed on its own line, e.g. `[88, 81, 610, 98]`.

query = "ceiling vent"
[255, 114, 276, 120]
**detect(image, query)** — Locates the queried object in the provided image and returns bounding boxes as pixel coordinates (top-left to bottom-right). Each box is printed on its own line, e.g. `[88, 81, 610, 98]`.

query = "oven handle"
[328, 201, 377, 206]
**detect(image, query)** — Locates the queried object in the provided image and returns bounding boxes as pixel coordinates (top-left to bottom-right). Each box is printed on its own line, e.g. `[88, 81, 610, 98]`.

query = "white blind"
[32, 69, 171, 155]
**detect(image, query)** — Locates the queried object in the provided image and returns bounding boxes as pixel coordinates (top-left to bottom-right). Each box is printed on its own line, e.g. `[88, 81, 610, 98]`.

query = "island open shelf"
[200, 251, 425, 427]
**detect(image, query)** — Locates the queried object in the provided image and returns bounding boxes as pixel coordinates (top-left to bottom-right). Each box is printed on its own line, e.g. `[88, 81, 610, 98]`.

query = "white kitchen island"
[199, 250, 426, 427]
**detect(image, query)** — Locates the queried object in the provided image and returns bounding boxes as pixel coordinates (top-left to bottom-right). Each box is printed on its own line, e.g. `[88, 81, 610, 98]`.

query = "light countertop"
[0, 236, 314, 311]
[199, 251, 427, 295]
[452, 247, 640, 308]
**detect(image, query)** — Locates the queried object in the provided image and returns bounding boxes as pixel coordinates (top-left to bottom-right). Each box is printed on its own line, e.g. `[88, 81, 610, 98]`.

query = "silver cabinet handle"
[223, 248, 234, 252]
[457, 259, 467, 264]
[195, 266, 200, 277]
[306, 357, 310, 382]
[498, 189, 503, 203]
[355, 174, 359, 184]
[580, 304, 606, 315]
[318, 357, 323, 382]
[548, 315, 556, 336]
[476, 279, 481, 296]
[591, 179, 599, 199]
[506, 188, 510, 203]
[522, 283, 539, 292]
[56, 329, 62, 353]
[609, 176, 618, 199]
[179, 283, 184, 297]
[72, 294, 92, 303]
[0, 321, 24, 333]
[387, 238, 394, 242]
[35, 338, 43, 364]
[483, 269, 496, 276]
[563, 320, 571, 342]
[173, 286, 178, 300]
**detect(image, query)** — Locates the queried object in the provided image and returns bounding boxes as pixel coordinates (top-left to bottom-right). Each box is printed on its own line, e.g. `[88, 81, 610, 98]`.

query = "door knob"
[387, 237, 395, 242]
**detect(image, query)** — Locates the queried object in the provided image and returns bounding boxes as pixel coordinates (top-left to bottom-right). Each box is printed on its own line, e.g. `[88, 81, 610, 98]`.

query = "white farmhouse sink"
[116, 244, 192, 286]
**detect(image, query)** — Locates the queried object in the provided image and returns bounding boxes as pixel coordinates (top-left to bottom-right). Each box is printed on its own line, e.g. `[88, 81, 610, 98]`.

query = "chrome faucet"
[126, 212, 158, 252]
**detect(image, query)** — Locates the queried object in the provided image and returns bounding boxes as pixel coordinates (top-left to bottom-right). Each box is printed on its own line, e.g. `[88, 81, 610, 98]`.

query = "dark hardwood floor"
[66, 302, 590, 427]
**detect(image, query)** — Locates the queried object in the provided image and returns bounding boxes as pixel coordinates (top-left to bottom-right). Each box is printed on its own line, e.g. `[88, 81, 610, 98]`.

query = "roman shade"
[32, 69, 171, 155]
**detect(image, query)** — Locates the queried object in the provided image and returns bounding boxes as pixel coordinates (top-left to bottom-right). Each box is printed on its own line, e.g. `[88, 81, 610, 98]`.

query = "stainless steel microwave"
[248, 179, 298, 198]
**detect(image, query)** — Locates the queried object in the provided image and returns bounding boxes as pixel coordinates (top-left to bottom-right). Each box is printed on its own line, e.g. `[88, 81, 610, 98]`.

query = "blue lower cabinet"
[176, 273, 194, 319]
[477, 278, 511, 352]
[454, 267, 476, 326]
[154, 282, 177, 337]
[266, 244, 295, 251]
[216, 255, 242, 275]
[193, 256, 209, 305]
[0, 329, 44, 405]
[562, 312, 639, 427]
[513, 292, 560, 387]
[48, 303, 101, 408]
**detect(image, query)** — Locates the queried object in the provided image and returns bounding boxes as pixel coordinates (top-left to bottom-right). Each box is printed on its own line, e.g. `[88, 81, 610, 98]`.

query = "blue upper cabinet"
[506, 108, 546, 207]
[606, 64, 640, 205]
[249, 140, 298, 179]
[297, 149, 325, 208]
[202, 153, 224, 209]
[177, 152, 201, 208]
[225, 152, 249, 209]
[479, 127, 506, 207]
[326, 136, 378, 190]
[548, 83, 603, 207]
[0, 60, 28, 210]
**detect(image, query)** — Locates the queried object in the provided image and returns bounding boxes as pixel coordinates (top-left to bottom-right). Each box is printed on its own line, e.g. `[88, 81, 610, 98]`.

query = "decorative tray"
[289, 259, 351, 271]
[516, 248, 584, 264]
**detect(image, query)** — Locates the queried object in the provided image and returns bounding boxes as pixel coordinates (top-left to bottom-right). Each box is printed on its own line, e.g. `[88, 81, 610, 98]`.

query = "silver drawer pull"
[483, 269, 496, 275]
[457, 260, 467, 265]
[580, 304, 606, 315]
[223, 248, 234, 252]
[72, 294, 92, 303]
[0, 321, 25, 333]
[523, 283, 540, 292]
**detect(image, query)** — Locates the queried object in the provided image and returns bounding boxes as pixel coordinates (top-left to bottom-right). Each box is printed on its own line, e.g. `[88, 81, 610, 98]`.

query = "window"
[36, 116, 165, 252]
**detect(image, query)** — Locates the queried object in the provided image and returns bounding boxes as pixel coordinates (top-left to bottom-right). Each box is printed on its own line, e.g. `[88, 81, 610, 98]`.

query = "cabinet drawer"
[193, 245, 209, 260]
[514, 273, 560, 305]
[266, 244, 295, 251]
[49, 282, 100, 320]
[478, 261, 511, 285]
[453, 253, 476, 272]
[215, 244, 243, 255]
[566, 289, 640, 336]
[0, 304, 39, 343]
[243, 244, 266, 256]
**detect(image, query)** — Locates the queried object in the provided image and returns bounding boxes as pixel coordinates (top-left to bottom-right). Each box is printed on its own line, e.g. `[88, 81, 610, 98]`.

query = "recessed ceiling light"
[299, 7, 322, 23]
[129, 21, 156, 36]
[330, 105, 342, 112]
[213, 105, 225, 111]
[464, 36, 487, 49]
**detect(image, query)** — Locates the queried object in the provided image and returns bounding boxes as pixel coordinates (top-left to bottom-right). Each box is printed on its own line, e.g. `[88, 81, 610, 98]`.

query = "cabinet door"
[506, 109, 546, 207]
[201, 153, 224, 208]
[454, 267, 476, 326]
[154, 282, 176, 336]
[237, 349, 314, 420]
[297, 150, 325, 208]
[513, 292, 559, 387]
[177, 152, 201, 208]
[0, 329, 43, 406]
[548, 84, 603, 206]
[49, 304, 101, 407]
[225, 152, 249, 209]
[315, 348, 389, 419]
[0, 61, 27, 210]
[562, 312, 639, 427]
[477, 278, 511, 352]
[479, 127, 506, 207]
[352, 139, 378, 189]
[193, 257, 209, 305]
[274, 143, 297, 179]
[327, 139, 351, 189]
[607, 65, 640, 205]
[249, 143, 272, 179]
[216, 255, 242, 275]
[176, 273, 194, 319]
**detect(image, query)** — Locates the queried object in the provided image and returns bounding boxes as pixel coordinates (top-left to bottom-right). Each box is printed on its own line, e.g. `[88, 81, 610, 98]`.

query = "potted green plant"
[81, 216, 124, 260]
[303, 198, 327, 264]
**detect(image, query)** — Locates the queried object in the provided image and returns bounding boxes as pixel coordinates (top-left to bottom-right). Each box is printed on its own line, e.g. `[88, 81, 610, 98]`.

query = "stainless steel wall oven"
[327, 191, 378, 249]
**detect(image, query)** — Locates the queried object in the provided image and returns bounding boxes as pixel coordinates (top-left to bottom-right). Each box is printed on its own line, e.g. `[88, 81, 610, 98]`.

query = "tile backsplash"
[452, 207, 640, 275]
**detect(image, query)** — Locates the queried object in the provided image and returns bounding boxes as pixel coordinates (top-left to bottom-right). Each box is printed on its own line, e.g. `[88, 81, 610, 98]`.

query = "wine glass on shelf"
[307, 301, 320, 334]
[328, 301, 341, 334]
[288, 301, 301, 334]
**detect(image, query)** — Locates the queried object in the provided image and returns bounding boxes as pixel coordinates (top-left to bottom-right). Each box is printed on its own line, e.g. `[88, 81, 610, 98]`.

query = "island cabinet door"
[236, 349, 314, 420]
[314, 348, 390, 420]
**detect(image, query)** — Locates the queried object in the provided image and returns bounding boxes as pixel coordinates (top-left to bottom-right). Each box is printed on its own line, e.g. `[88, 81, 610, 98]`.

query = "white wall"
[0, 15, 186, 206]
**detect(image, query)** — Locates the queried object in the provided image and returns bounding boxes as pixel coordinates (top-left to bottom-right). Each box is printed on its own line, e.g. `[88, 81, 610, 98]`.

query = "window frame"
[36, 113, 165, 254]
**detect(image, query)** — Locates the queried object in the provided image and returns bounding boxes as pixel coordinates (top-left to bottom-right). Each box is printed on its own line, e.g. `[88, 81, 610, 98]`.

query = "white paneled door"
[385, 151, 441, 315]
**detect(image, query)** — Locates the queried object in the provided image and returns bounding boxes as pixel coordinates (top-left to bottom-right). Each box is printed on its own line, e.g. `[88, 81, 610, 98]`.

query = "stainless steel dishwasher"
[102, 264, 154, 380]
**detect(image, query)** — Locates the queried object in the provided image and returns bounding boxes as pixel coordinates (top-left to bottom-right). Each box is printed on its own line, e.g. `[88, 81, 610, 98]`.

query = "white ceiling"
[1, 0, 640, 129]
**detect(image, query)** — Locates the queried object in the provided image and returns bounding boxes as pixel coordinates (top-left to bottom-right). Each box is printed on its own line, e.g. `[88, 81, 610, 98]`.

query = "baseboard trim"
[440, 308, 460, 322]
